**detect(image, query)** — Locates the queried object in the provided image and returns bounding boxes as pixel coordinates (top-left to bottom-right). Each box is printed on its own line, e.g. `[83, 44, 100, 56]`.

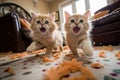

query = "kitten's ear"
[30, 11, 38, 18]
[83, 10, 90, 20]
[49, 12, 55, 21]
[65, 11, 71, 20]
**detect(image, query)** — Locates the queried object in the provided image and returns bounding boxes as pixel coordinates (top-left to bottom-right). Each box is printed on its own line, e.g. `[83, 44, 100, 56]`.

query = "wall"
[107, 0, 119, 5]
[49, 0, 64, 13]
[0, 0, 3, 3]
[113, 0, 119, 2]
[49, 0, 117, 30]
[107, 0, 113, 5]
[2, 0, 50, 14]
[49, 0, 65, 29]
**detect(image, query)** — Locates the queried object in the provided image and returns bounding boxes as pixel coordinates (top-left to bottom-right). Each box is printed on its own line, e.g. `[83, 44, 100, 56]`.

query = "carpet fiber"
[0, 46, 120, 80]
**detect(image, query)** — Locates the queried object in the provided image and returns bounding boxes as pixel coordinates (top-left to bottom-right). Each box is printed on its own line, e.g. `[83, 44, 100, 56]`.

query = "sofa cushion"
[92, 21, 120, 34]
[92, 10, 120, 27]
[93, 10, 109, 19]
[20, 19, 32, 47]
[20, 19, 30, 29]
[95, 0, 120, 14]
[92, 30, 120, 45]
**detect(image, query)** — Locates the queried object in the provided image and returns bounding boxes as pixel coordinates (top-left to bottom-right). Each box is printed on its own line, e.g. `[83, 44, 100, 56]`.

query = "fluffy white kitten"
[26, 12, 63, 57]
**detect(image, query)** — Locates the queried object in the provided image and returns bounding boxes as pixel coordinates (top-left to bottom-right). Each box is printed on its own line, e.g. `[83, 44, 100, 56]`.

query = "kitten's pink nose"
[75, 23, 79, 25]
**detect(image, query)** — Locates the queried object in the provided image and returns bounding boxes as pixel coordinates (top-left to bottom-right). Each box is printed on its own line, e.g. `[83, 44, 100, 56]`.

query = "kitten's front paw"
[26, 47, 33, 52]
[26, 46, 36, 52]
[26, 42, 38, 52]
[64, 54, 74, 61]
[83, 47, 94, 57]
[64, 53, 80, 61]
[86, 50, 93, 57]
[78, 56, 92, 64]
[73, 54, 80, 58]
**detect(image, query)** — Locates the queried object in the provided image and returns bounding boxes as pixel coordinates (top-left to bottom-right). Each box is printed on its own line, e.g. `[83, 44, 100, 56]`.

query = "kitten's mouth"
[40, 27, 46, 32]
[73, 26, 80, 33]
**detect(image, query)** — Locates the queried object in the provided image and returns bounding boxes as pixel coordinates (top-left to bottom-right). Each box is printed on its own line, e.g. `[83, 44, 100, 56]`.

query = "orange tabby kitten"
[64, 10, 93, 58]
[26, 12, 63, 57]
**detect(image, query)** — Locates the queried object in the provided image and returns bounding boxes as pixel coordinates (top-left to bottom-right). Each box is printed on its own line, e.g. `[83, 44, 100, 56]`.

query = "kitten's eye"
[71, 19, 75, 23]
[45, 20, 49, 24]
[36, 20, 41, 24]
[79, 19, 83, 23]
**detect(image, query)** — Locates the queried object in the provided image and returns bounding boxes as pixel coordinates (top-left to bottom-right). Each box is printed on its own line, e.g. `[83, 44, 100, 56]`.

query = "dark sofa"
[0, 12, 32, 52]
[92, 0, 120, 46]
[0, 3, 32, 52]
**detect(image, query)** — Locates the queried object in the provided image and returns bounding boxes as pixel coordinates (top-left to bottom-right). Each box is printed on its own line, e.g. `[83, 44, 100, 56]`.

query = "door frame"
[58, 0, 76, 34]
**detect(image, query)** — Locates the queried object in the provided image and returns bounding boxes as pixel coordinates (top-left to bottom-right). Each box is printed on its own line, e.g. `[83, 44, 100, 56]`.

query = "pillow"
[93, 10, 109, 19]
[20, 19, 30, 29]
[20, 19, 32, 40]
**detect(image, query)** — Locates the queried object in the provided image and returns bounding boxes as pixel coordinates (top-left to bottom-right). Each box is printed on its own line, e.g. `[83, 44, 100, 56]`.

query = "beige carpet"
[0, 46, 120, 80]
